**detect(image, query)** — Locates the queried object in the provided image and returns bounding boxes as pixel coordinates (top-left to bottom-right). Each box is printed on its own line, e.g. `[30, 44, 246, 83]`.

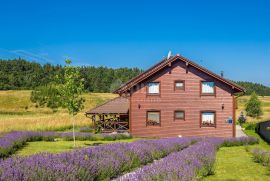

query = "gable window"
[175, 80, 185, 90]
[201, 111, 216, 127]
[146, 111, 161, 126]
[147, 82, 160, 95]
[175, 110, 185, 120]
[201, 81, 215, 95]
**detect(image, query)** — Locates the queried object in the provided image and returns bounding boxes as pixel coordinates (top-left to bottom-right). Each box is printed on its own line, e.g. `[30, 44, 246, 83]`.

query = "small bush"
[242, 123, 258, 130]
[220, 137, 258, 147]
[79, 127, 94, 133]
[251, 148, 270, 167]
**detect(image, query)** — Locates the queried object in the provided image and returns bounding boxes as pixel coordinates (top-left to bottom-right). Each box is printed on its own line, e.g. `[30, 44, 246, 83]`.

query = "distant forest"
[0, 58, 270, 95]
[0, 58, 142, 92]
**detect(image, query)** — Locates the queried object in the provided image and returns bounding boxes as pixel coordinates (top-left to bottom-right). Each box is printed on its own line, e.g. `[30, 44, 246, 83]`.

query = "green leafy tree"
[30, 59, 85, 147]
[59, 59, 85, 147]
[245, 92, 263, 118]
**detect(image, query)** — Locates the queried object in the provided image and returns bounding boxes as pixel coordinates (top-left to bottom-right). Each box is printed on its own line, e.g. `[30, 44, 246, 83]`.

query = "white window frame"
[201, 111, 216, 127]
[147, 82, 160, 95]
[201, 81, 215, 95]
[146, 110, 161, 126]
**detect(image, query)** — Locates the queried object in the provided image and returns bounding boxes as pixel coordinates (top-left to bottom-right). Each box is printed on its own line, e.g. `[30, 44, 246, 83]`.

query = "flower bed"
[0, 131, 131, 158]
[118, 141, 217, 181]
[117, 136, 259, 181]
[219, 136, 258, 147]
[0, 137, 194, 180]
[251, 148, 270, 167]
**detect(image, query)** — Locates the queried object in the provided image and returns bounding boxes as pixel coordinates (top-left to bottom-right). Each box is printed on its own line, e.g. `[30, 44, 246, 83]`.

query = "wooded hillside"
[235, 81, 270, 96]
[1, 58, 269, 95]
[0, 58, 142, 92]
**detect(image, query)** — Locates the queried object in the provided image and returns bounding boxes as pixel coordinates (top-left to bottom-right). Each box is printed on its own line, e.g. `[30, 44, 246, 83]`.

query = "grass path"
[204, 146, 270, 181]
[16, 138, 140, 156]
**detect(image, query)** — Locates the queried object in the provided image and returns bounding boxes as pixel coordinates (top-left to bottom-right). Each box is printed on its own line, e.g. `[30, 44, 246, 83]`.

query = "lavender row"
[251, 148, 270, 167]
[0, 137, 194, 180]
[117, 136, 258, 181]
[118, 141, 216, 181]
[0, 131, 131, 158]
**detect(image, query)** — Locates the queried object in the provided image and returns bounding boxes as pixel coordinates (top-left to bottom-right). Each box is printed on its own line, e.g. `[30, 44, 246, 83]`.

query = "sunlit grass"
[0, 90, 117, 132]
[244, 129, 270, 151]
[203, 146, 270, 181]
[16, 138, 140, 156]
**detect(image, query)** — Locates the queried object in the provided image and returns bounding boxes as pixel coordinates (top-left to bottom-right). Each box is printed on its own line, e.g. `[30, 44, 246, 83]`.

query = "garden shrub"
[242, 122, 259, 130]
[251, 148, 270, 167]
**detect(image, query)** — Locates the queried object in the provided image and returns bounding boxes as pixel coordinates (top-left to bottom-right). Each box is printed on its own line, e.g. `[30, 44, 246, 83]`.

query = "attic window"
[201, 81, 215, 95]
[147, 82, 160, 95]
[175, 80, 185, 90]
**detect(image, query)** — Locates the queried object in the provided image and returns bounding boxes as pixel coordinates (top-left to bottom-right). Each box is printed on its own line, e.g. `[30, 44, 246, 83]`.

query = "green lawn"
[16, 138, 140, 156]
[204, 130, 270, 181]
[204, 146, 270, 181]
[244, 129, 270, 151]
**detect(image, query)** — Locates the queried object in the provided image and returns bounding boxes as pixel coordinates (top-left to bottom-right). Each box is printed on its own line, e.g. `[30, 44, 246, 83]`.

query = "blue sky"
[0, 0, 269, 86]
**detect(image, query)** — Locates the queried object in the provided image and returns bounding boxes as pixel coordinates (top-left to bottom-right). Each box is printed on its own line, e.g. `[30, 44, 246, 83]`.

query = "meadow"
[236, 95, 270, 123]
[0, 90, 117, 132]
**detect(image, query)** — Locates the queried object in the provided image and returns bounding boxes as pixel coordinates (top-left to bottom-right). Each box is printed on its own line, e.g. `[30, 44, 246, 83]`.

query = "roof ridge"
[114, 54, 245, 94]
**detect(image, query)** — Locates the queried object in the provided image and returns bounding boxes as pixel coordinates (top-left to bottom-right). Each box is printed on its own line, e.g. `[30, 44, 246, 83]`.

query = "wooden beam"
[186, 62, 189, 74]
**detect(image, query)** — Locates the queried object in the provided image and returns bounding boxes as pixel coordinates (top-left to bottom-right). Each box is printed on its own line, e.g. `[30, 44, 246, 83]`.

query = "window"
[201, 111, 216, 127]
[146, 111, 160, 126]
[201, 81, 215, 95]
[175, 80, 185, 90]
[147, 82, 160, 95]
[175, 110, 185, 120]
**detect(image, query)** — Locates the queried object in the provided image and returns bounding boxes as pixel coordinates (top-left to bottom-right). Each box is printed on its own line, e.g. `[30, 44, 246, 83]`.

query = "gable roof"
[85, 96, 129, 114]
[114, 54, 245, 94]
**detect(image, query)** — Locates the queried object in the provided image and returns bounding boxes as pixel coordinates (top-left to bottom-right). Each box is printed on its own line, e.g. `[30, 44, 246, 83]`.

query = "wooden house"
[86, 54, 245, 137]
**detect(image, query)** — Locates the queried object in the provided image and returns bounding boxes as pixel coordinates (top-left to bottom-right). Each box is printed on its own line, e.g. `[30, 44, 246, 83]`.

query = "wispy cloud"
[9, 49, 53, 63]
[0, 48, 54, 63]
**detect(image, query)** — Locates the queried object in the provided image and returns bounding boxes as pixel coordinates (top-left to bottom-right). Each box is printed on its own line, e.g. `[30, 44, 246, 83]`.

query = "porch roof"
[85, 96, 129, 115]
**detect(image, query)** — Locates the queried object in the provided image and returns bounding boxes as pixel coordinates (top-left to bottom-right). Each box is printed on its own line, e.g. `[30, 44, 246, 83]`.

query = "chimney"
[221, 71, 224, 78]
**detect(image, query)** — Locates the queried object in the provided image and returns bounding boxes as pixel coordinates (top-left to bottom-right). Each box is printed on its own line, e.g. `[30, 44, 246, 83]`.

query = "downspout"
[233, 91, 246, 137]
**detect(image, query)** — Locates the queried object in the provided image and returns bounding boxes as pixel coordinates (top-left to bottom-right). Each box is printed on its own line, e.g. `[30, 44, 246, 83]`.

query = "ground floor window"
[201, 111, 216, 127]
[146, 110, 161, 126]
[175, 110, 185, 120]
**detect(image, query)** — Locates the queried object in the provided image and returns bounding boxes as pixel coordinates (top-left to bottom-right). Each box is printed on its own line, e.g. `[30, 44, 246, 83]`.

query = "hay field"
[236, 96, 270, 123]
[0, 91, 117, 132]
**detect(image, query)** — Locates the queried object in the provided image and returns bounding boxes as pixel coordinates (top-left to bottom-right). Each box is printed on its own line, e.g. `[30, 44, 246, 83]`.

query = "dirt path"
[236, 125, 247, 137]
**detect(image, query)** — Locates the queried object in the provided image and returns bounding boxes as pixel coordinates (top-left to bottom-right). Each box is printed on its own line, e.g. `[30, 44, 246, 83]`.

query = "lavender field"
[0, 131, 131, 158]
[0, 136, 258, 181]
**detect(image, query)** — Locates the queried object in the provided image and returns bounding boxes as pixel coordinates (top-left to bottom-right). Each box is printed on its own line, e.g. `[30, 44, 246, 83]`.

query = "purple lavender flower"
[0, 131, 131, 158]
[0, 134, 258, 181]
[0, 137, 194, 180]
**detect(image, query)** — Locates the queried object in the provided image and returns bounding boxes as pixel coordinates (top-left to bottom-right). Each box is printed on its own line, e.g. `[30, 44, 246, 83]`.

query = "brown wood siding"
[130, 60, 235, 138]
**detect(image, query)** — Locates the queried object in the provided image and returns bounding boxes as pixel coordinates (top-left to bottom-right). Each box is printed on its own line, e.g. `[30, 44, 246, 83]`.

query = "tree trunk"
[72, 116, 76, 147]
